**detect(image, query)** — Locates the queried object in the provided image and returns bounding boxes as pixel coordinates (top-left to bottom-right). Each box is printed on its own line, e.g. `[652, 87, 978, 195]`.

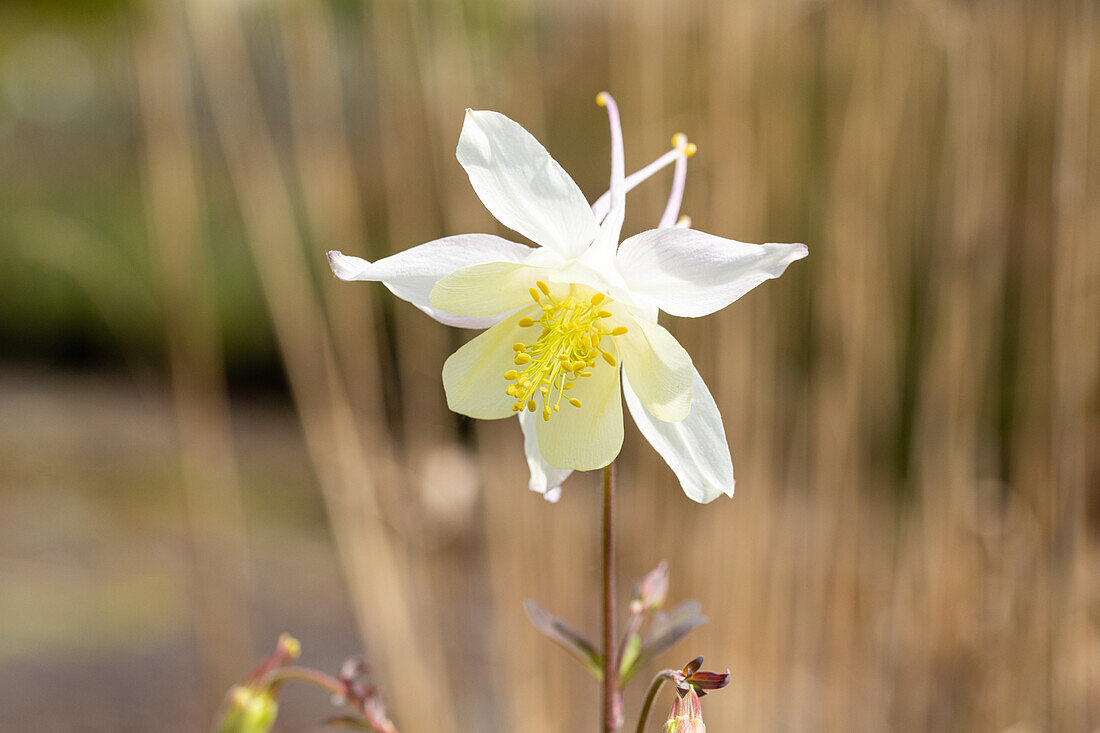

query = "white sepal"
[615, 228, 807, 318]
[518, 411, 572, 502]
[327, 234, 531, 328]
[623, 366, 734, 503]
[457, 110, 598, 258]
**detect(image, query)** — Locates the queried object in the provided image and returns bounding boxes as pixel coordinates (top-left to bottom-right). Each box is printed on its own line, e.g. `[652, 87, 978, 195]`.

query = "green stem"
[635, 671, 676, 733]
[602, 462, 618, 732]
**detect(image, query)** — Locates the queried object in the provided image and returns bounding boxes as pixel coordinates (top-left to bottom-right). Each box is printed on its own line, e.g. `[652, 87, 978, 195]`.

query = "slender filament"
[505, 282, 627, 421]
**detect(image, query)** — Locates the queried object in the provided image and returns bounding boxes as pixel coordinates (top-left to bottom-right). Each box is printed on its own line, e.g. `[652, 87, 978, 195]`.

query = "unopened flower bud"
[217, 685, 279, 733]
[215, 634, 301, 733]
[630, 561, 670, 615]
[665, 690, 705, 733]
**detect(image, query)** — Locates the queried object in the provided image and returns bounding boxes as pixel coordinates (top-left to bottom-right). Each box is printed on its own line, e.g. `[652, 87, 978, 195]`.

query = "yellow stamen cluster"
[505, 281, 628, 421]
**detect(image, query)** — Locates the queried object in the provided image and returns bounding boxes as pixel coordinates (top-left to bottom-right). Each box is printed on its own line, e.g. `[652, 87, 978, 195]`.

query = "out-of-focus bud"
[217, 685, 279, 733]
[630, 561, 670, 615]
[215, 634, 302, 733]
[664, 689, 705, 733]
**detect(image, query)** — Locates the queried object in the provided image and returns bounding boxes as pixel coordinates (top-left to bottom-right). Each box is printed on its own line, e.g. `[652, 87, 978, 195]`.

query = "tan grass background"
[1, 0, 1098, 730]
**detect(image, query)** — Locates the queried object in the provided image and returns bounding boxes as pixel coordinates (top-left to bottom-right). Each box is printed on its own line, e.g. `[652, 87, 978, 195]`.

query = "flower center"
[505, 281, 628, 421]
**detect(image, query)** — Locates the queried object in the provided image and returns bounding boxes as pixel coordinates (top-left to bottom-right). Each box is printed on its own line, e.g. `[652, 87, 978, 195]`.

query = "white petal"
[457, 110, 599, 258]
[614, 311, 693, 422]
[535, 345, 624, 471]
[623, 367, 734, 503]
[327, 234, 532, 328]
[441, 308, 539, 419]
[430, 261, 546, 317]
[518, 411, 572, 502]
[615, 228, 808, 317]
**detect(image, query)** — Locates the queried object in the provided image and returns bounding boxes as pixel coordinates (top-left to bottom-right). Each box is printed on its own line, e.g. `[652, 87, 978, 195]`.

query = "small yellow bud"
[276, 634, 301, 660]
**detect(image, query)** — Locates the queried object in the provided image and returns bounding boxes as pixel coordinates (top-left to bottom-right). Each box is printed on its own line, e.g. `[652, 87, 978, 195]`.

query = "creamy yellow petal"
[430, 262, 547, 317]
[535, 340, 624, 471]
[442, 307, 540, 419]
[615, 312, 693, 422]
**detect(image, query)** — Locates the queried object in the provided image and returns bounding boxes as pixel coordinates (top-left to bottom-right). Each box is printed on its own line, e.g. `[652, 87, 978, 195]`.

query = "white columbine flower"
[328, 93, 806, 504]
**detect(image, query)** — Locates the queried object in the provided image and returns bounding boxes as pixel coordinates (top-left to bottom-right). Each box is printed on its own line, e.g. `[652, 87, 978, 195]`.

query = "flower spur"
[328, 92, 807, 503]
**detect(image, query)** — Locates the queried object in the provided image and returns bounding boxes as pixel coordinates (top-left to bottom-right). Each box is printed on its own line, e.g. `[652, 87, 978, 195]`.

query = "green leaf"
[618, 633, 643, 682]
[523, 599, 603, 678]
[632, 601, 707, 675]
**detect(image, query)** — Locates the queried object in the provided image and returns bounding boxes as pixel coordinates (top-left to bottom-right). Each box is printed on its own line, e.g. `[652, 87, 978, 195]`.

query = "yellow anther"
[568, 397, 582, 408]
[676, 215, 692, 228]
[596, 92, 609, 106]
[672, 132, 688, 149]
[502, 286, 629, 424]
[684, 142, 697, 157]
[601, 352, 617, 367]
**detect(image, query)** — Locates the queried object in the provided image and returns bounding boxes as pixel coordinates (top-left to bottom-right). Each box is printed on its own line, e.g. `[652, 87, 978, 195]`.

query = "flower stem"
[602, 462, 618, 732]
[635, 671, 675, 733]
[267, 666, 346, 697]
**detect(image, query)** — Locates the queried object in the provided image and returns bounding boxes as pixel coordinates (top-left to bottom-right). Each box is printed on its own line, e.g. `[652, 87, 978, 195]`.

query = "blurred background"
[1, 0, 1097, 730]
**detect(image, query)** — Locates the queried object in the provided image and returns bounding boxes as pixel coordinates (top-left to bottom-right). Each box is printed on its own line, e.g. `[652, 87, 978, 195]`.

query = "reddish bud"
[665, 689, 705, 733]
